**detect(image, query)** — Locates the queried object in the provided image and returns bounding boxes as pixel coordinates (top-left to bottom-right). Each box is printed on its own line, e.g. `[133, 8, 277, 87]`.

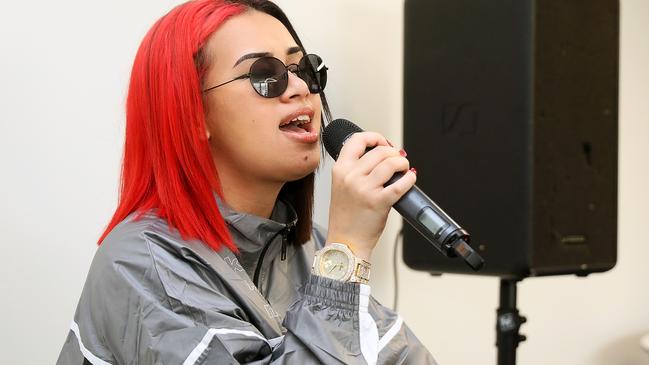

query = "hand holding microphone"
[323, 119, 484, 271]
[325, 130, 417, 262]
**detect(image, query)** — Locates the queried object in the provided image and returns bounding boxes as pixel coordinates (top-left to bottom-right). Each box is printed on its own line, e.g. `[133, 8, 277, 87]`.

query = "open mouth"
[279, 114, 312, 134]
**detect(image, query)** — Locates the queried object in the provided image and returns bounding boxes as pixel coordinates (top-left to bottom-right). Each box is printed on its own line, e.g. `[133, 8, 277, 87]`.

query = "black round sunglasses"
[202, 53, 328, 98]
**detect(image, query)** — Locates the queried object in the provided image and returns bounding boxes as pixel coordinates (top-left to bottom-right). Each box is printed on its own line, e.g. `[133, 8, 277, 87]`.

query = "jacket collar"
[214, 195, 298, 282]
[215, 196, 298, 246]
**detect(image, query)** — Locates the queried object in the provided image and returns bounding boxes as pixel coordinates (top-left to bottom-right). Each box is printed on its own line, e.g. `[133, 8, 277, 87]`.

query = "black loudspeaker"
[402, 0, 619, 278]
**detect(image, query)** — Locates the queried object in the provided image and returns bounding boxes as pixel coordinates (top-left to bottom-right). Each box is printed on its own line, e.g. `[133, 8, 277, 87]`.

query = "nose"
[280, 66, 310, 101]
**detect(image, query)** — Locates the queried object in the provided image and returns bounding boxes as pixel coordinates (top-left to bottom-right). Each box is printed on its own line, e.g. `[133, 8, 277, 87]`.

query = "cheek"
[212, 118, 273, 157]
[310, 94, 323, 115]
[207, 102, 278, 163]
[207, 93, 260, 139]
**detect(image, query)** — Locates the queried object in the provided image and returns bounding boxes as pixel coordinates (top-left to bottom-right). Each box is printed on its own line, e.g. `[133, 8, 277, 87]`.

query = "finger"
[355, 146, 402, 176]
[378, 169, 417, 205]
[366, 155, 410, 188]
[336, 131, 390, 162]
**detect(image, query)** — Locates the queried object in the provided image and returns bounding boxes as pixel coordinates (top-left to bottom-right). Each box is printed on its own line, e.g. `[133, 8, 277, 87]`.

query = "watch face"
[320, 249, 350, 281]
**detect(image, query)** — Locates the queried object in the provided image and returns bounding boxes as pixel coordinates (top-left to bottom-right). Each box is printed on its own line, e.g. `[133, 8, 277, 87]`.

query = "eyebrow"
[233, 46, 303, 67]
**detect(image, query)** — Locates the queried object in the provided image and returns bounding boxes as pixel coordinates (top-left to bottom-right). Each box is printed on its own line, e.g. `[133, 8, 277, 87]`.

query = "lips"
[279, 107, 319, 143]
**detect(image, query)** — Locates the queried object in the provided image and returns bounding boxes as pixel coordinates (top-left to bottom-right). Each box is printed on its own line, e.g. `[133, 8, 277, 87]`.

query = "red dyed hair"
[98, 0, 246, 252]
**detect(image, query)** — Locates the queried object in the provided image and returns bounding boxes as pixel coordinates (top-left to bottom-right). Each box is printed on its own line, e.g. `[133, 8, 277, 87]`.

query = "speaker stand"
[496, 279, 527, 365]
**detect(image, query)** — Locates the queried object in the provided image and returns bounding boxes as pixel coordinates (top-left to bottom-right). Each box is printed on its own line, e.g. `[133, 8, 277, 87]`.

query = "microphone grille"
[322, 119, 364, 160]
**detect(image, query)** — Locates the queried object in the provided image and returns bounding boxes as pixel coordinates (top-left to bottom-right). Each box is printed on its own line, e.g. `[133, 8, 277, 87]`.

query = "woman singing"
[57, 0, 436, 363]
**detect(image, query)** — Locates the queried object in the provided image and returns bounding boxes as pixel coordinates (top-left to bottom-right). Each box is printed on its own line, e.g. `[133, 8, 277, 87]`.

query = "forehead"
[204, 10, 298, 66]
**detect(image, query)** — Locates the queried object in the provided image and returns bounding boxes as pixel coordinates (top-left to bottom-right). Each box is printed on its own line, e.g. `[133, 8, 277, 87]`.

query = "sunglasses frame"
[202, 53, 327, 98]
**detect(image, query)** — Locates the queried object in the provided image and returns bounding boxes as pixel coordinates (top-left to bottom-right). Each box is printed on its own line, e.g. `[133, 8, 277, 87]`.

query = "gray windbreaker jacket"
[57, 198, 437, 364]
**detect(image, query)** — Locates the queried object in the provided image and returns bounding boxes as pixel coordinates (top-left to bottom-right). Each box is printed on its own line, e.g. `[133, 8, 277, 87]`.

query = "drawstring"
[253, 221, 296, 286]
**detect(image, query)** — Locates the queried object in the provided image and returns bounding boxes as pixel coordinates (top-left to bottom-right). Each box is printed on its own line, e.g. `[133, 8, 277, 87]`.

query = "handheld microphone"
[322, 118, 484, 271]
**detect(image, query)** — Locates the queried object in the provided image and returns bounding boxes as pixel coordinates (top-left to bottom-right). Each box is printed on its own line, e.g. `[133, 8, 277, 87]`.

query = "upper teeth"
[285, 115, 310, 125]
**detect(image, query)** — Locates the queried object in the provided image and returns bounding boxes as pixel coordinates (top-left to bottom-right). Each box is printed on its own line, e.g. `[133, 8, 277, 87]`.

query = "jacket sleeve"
[279, 275, 438, 365]
[57, 239, 436, 364]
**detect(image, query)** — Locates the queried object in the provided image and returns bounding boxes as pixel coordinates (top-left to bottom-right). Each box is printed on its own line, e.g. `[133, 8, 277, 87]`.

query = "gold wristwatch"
[312, 243, 371, 284]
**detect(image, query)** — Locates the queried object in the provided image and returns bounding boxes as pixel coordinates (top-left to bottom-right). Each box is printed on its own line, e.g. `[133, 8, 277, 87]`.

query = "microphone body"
[323, 119, 484, 271]
[386, 173, 468, 257]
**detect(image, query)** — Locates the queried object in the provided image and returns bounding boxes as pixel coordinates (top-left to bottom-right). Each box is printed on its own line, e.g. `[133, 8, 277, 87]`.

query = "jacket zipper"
[253, 221, 295, 287]
[280, 224, 292, 261]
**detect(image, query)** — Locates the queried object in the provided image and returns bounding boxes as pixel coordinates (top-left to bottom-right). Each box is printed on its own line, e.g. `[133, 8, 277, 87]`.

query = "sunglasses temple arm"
[203, 74, 250, 93]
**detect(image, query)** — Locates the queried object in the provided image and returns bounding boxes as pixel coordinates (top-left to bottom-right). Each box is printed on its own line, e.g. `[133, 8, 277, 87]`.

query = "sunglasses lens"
[250, 57, 288, 98]
[248, 54, 327, 98]
[299, 54, 327, 93]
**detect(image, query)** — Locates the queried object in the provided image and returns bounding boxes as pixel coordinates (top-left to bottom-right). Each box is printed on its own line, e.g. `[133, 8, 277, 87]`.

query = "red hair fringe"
[99, 0, 246, 253]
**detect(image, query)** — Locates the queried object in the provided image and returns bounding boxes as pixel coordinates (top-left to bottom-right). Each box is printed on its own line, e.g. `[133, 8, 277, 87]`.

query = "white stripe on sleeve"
[70, 321, 112, 365]
[183, 328, 284, 365]
[359, 284, 379, 365]
[378, 316, 404, 352]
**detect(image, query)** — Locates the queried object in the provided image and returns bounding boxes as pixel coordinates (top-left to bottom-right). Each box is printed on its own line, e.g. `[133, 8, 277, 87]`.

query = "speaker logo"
[441, 102, 478, 136]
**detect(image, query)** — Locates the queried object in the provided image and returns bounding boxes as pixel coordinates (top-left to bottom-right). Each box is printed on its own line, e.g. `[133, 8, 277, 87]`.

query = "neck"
[218, 173, 283, 219]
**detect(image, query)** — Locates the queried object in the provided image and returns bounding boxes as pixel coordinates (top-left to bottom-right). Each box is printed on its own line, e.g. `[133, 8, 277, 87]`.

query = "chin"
[284, 158, 320, 182]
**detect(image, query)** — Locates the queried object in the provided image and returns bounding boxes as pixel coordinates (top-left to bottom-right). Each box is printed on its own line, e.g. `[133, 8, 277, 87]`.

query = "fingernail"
[410, 167, 417, 175]
[387, 140, 395, 147]
[399, 149, 407, 157]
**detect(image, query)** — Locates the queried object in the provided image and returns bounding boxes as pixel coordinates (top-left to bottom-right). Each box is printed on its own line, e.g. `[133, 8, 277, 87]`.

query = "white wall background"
[0, 1, 647, 364]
